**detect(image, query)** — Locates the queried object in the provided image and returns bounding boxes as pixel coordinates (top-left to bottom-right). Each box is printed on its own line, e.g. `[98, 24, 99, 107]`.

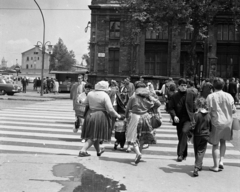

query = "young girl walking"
[192, 97, 212, 177]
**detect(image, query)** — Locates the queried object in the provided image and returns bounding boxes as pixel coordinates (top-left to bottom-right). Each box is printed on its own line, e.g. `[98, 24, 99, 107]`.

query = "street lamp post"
[33, 0, 52, 96]
[14, 59, 21, 84]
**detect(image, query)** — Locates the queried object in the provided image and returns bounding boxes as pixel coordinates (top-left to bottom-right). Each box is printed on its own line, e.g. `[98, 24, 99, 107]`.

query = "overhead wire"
[0, 8, 89, 11]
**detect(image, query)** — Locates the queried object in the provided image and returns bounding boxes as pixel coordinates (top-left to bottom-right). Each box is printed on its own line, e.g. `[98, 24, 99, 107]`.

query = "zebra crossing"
[0, 100, 240, 163]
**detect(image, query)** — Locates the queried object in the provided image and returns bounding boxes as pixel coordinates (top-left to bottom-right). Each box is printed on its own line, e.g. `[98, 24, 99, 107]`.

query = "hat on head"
[95, 81, 110, 91]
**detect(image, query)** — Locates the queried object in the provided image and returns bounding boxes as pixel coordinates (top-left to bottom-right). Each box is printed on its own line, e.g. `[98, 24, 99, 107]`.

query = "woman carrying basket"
[79, 81, 123, 157]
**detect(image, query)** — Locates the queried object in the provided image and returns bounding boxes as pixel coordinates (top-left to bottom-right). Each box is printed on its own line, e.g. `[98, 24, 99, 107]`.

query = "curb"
[0, 97, 54, 101]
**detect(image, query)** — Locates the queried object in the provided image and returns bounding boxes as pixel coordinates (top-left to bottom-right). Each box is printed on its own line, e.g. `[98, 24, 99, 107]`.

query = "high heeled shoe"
[97, 148, 105, 156]
[135, 154, 142, 164]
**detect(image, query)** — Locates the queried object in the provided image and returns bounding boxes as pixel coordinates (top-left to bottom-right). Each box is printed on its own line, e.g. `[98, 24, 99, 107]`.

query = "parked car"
[27, 77, 35, 83]
[0, 78, 20, 95]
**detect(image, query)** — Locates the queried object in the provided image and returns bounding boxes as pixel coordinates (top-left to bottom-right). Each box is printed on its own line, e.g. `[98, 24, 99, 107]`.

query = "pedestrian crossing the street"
[0, 100, 240, 164]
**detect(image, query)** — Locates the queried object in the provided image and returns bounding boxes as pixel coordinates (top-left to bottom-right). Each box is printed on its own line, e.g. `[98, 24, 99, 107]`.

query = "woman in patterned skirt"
[125, 82, 161, 164]
[79, 81, 122, 157]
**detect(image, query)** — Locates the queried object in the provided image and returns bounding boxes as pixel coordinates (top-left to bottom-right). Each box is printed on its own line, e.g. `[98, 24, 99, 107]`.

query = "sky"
[0, 0, 91, 67]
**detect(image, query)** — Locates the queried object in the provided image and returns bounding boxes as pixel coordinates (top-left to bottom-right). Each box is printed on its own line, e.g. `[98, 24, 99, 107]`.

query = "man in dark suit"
[169, 78, 197, 162]
[223, 79, 230, 93]
[21, 76, 28, 93]
[229, 77, 237, 103]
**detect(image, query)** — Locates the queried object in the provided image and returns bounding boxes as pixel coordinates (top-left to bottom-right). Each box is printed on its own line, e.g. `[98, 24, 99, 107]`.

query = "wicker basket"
[75, 103, 88, 118]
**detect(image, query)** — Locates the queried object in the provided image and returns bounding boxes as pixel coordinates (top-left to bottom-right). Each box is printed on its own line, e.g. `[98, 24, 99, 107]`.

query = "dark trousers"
[193, 136, 209, 169]
[230, 93, 237, 103]
[176, 121, 191, 158]
[22, 86, 27, 93]
[115, 132, 126, 148]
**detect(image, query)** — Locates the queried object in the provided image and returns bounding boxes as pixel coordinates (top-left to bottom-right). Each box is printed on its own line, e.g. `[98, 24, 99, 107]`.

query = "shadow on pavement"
[159, 164, 193, 177]
[99, 156, 146, 166]
[224, 162, 240, 168]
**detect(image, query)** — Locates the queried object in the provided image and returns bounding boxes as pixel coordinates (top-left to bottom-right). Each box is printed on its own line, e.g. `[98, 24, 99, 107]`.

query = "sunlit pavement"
[0, 99, 239, 192]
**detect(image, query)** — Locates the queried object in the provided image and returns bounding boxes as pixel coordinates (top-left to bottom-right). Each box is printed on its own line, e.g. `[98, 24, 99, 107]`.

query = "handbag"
[232, 118, 240, 131]
[150, 113, 162, 128]
[75, 103, 89, 118]
[149, 107, 162, 129]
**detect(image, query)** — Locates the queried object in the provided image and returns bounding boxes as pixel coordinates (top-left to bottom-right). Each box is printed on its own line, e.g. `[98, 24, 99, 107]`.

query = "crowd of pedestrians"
[70, 74, 239, 177]
[32, 77, 59, 94]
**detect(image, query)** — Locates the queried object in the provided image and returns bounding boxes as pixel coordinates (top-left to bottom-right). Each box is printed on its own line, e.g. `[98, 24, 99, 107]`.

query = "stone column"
[207, 25, 217, 78]
[170, 28, 181, 77]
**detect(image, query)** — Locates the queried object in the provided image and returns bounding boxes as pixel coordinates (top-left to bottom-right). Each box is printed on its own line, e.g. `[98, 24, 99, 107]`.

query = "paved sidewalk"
[0, 154, 239, 192]
[0, 91, 70, 101]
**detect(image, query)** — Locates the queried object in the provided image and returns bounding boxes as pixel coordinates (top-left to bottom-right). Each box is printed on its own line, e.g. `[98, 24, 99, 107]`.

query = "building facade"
[88, 0, 240, 85]
[1, 57, 8, 68]
[21, 47, 51, 77]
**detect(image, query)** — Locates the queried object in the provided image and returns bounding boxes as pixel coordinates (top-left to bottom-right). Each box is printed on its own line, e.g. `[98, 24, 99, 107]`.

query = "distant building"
[1, 57, 8, 68]
[21, 47, 51, 77]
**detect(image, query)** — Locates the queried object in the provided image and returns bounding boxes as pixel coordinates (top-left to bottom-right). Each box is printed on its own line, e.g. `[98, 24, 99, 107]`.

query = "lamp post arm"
[34, 0, 45, 45]
[36, 41, 43, 46]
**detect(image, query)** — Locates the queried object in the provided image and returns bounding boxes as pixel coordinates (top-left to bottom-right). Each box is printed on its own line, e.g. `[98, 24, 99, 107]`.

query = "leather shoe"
[177, 156, 183, 162]
[97, 148, 105, 156]
[219, 164, 224, 170]
[193, 168, 199, 177]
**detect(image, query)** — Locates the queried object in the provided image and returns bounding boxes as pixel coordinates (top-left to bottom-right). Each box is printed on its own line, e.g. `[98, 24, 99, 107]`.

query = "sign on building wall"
[98, 53, 105, 57]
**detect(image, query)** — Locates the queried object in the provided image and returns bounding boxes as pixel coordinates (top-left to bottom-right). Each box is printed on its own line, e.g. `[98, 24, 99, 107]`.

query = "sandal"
[219, 164, 224, 170]
[97, 148, 105, 156]
[78, 151, 91, 157]
[135, 154, 142, 164]
[126, 149, 131, 153]
[209, 167, 220, 172]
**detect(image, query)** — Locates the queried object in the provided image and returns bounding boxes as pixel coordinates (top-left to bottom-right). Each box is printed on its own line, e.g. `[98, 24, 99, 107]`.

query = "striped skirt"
[126, 113, 156, 145]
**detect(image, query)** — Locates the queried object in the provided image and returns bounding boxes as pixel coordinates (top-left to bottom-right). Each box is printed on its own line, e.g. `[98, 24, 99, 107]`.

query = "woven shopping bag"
[75, 103, 89, 118]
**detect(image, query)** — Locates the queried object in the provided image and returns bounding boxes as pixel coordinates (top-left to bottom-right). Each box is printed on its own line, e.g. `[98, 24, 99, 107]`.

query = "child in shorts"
[114, 120, 127, 150]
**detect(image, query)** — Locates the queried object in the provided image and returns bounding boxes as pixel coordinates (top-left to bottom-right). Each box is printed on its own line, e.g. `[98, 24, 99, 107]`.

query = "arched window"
[31, 64, 32, 68]
[26, 64, 29, 69]
[27, 57, 29, 61]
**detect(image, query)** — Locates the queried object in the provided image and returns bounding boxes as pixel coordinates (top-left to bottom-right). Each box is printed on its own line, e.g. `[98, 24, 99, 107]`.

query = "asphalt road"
[0, 100, 38, 110]
[1, 99, 239, 152]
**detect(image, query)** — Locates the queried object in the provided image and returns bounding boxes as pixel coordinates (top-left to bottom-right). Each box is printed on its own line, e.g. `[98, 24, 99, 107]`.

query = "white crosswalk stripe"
[0, 100, 240, 164]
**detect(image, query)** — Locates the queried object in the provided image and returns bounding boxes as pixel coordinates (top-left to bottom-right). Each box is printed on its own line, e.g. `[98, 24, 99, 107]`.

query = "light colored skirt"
[126, 113, 140, 144]
[209, 122, 232, 145]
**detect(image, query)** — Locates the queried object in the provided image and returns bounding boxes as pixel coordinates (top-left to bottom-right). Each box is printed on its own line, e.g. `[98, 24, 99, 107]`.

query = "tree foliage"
[120, 0, 240, 77]
[49, 38, 76, 71]
[82, 54, 90, 67]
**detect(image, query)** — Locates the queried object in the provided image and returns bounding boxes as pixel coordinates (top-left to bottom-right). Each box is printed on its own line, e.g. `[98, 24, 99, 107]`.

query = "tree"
[81, 53, 90, 68]
[49, 38, 76, 71]
[120, 0, 240, 77]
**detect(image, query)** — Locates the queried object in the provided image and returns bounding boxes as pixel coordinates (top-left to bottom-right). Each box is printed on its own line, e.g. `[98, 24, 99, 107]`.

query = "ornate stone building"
[1, 57, 8, 68]
[88, 0, 240, 85]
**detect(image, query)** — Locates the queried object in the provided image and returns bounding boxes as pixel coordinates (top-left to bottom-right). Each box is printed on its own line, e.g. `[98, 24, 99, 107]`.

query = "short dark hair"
[188, 80, 194, 87]
[85, 83, 92, 89]
[178, 78, 187, 85]
[135, 81, 146, 89]
[213, 77, 225, 90]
